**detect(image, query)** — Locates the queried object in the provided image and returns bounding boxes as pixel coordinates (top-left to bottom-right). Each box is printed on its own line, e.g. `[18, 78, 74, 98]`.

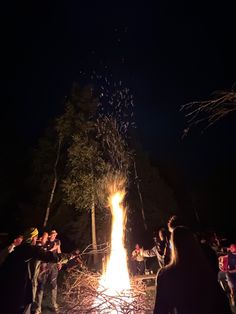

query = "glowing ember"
[94, 188, 132, 313]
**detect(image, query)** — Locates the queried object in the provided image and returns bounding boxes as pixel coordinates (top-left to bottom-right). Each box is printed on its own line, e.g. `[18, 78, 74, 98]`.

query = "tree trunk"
[43, 138, 62, 228]
[91, 196, 98, 264]
[133, 158, 147, 230]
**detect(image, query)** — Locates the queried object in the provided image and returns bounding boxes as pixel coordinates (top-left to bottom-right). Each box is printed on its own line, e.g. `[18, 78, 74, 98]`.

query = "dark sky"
[1, 1, 236, 232]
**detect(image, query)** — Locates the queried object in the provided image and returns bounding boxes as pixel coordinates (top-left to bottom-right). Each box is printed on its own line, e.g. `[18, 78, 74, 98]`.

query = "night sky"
[1, 1, 236, 234]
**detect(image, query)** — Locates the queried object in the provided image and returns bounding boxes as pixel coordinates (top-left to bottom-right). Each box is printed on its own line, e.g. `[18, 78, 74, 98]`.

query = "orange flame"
[100, 190, 130, 292]
[94, 184, 131, 313]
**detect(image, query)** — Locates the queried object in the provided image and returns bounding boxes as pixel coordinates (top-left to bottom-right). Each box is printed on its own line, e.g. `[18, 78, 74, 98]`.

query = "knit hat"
[23, 227, 39, 243]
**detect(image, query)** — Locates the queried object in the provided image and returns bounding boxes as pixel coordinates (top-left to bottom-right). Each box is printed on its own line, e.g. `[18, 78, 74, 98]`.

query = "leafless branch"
[60, 269, 155, 313]
[181, 83, 236, 137]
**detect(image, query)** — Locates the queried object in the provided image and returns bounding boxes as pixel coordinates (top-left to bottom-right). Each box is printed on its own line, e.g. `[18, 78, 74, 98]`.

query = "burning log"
[61, 268, 155, 313]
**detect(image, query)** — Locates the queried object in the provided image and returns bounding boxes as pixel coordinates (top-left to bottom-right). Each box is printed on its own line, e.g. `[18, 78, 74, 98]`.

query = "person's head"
[197, 232, 209, 244]
[170, 226, 206, 267]
[23, 227, 39, 245]
[40, 232, 49, 244]
[229, 244, 236, 254]
[135, 244, 140, 250]
[167, 215, 182, 233]
[159, 228, 168, 241]
[153, 231, 158, 244]
[49, 230, 58, 241]
[13, 235, 23, 246]
[75, 249, 80, 255]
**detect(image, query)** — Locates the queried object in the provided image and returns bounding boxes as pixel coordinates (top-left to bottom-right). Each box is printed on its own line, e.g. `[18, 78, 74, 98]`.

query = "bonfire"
[62, 176, 155, 313]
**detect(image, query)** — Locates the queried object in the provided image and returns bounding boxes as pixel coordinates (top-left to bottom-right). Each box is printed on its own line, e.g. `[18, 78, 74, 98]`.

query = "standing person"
[131, 244, 145, 275]
[227, 244, 236, 306]
[218, 254, 232, 299]
[47, 230, 61, 253]
[32, 232, 49, 303]
[35, 230, 61, 313]
[158, 228, 171, 267]
[0, 228, 62, 314]
[168, 215, 220, 277]
[198, 233, 219, 277]
[153, 226, 232, 314]
[141, 228, 170, 269]
[37, 232, 49, 248]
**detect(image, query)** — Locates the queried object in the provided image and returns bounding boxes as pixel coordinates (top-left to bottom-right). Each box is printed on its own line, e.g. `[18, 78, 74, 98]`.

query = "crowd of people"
[0, 227, 78, 314]
[130, 215, 236, 313]
[0, 216, 235, 314]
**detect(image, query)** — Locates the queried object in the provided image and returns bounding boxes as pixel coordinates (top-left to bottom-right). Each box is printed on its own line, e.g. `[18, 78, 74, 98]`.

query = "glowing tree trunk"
[91, 195, 98, 264]
[43, 138, 62, 228]
[133, 159, 147, 230]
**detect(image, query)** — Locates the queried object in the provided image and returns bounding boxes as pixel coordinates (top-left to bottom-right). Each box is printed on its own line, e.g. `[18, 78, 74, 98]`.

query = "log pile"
[61, 268, 155, 313]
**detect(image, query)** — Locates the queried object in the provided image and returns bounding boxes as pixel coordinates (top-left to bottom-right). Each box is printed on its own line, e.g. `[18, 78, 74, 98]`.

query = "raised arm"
[31, 245, 60, 263]
[142, 246, 159, 258]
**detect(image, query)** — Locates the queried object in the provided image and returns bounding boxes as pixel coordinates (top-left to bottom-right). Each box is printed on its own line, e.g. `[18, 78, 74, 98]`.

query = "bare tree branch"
[61, 268, 155, 313]
[181, 83, 236, 137]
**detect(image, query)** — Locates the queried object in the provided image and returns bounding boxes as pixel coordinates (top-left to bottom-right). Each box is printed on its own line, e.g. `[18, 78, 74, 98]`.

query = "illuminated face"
[135, 244, 140, 250]
[32, 235, 38, 246]
[230, 244, 236, 253]
[14, 236, 23, 246]
[50, 233, 57, 241]
[41, 232, 48, 244]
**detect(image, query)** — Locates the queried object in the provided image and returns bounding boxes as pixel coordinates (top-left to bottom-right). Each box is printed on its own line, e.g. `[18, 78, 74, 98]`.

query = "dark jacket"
[153, 266, 232, 314]
[200, 242, 219, 276]
[0, 242, 60, 314]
